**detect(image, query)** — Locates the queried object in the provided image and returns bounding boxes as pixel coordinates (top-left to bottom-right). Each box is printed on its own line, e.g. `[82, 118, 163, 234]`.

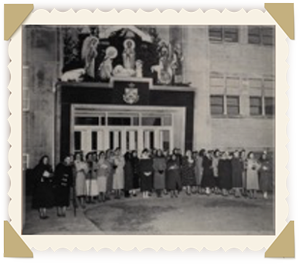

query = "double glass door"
[71, 105, 185, 156]
[73, 127, 172, 155]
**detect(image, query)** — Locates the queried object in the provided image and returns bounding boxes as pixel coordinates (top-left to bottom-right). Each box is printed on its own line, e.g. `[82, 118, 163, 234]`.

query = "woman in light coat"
[112, 148, 125, 199]
[246, 152, 261, 199]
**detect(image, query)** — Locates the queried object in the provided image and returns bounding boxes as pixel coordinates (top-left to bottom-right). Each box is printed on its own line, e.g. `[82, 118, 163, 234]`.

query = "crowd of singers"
[31, 148, 273, 219]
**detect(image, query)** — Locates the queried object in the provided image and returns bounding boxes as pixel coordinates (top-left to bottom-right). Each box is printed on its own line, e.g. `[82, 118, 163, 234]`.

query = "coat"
[53, 163, 73, 207]
[231, 157, 243, 188]
[181, 157, 196, 186]
[131, 157, 140, 189]
[97, 159, 110, 193]
[246, 159, 261, 190]
[201, 156, 214, 188]
[140, 158, 153, 191]
[74, 160, 88, 196]
[153, 157, 167, 190]
[124, 159, 133, 191]
[194, 156, 203, 186]
[166, 160, 181, 190]
[259, 158, 272, 192]
[218, 159, 232, 190]
[32, 162, 54, 209]
[113, 155, 125, 190]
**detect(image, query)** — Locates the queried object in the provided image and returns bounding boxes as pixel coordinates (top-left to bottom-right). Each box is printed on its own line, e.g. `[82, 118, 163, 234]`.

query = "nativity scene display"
[61, 25, 187, 86]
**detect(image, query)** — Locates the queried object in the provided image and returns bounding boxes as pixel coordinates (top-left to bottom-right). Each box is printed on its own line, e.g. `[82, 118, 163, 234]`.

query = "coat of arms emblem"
[123, 83, 139, 104]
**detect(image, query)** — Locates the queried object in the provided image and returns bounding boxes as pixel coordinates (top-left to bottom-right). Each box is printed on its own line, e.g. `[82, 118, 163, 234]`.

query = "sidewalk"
[23, 198, 103, 235]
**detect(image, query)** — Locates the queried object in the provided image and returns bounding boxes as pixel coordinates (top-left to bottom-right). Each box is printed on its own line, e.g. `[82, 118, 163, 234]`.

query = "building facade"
[22, 25, 275, 170]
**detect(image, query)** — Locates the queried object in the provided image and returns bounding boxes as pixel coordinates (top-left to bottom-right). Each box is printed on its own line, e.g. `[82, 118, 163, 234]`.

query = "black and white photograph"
[21, 24, 275, 235]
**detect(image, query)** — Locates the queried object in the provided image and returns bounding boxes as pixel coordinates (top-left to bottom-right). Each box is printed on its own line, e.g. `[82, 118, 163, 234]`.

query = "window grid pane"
[210, 96, 224, 115]
[262, 27, 275, 46]
[250, 97, 262, 115]
[209, 26, 223, 42]
[248, 26, 261, 44]
[224, 26, 238, 42]
[226, 96, 239, 115]
[265, 97, 275, 116]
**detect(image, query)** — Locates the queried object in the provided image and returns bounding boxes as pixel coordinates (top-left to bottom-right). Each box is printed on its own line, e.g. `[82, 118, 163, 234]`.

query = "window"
[23, 154, 29, 170]
[227, 96, 240, 115]
[142, 117, 161, 126]
[210, 95, 224, 115]
[210, 73, 224, 88]
[265, 97, 275, 116]
[108, 117, 131, 126]
[226, 76, 240, 89]
[75, 116, 99, 126]
[250, 97, 262, 115]
[248, 26, 275, 46]
[209, 26, 239, 43]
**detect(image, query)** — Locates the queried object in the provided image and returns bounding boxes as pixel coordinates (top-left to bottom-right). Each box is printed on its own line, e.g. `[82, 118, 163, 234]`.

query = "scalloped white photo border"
[8, 9, 289, 251]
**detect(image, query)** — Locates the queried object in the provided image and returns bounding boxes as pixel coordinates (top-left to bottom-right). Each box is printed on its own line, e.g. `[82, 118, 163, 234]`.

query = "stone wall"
[22, 25, 60, 168]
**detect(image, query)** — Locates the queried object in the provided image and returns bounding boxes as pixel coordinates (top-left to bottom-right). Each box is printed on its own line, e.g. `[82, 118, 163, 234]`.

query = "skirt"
[76, 173, 86, 196]
[97, 176, 107, 193]
[86, 179, 99, 196]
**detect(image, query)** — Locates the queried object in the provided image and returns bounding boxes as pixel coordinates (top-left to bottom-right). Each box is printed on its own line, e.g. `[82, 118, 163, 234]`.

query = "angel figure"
[81, 36, 99, 79]
[98, 46, 118, 81]
[151, 42, 175, 85]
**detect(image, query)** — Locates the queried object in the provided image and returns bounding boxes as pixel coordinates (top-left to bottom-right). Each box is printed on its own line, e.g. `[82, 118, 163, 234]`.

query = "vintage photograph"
[21, 24, 275, 235]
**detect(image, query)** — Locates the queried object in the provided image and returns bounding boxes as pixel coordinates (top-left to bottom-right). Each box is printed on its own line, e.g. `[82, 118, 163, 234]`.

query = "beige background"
[0, 1, 300, 263]
[7, 8, 288, 251]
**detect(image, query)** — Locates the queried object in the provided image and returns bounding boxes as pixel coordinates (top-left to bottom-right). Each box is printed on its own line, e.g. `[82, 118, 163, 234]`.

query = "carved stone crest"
[123, 83, 139, 104]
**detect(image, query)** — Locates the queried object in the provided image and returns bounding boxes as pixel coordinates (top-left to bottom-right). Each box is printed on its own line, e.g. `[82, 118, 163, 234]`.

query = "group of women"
[31, 147, 273, 219]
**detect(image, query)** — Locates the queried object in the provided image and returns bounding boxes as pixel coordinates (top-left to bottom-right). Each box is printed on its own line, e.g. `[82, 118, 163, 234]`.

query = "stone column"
[181, 26, 212, 150]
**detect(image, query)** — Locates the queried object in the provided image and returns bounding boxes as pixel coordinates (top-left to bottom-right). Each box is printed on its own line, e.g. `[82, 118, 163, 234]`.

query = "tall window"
[248, 26, 275, 46]
[210, 95, 224, 115]
[210, 95, 240, 116]
[265, 97, 275, 116]
[227, 96, 239, 115]
[248, 76, 275, 116]
[209, 26, 239, 43]
[250, 97, 262, 116]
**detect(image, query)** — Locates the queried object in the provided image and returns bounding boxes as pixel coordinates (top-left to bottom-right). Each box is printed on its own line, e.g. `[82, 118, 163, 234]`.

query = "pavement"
[22, 191, 274, 235]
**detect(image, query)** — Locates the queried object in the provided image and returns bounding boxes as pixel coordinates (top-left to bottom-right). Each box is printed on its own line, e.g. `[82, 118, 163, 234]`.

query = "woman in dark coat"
[32, 155, 54, 219]
[53, 155, 73, 217]
[181, 150, 196, 195]
[131, 150, 140, 197]
[218, 151, 233, 196]
[231, 150, 243, 198]
[153, 149, 167, 197]
[105, 149, 114, 200]
[259, 151, 272, 199]
[124, 152, 133, 198]
[166, 154, 182, 198]
[140, 149, 153, 198]
[201, 151, 214, 195]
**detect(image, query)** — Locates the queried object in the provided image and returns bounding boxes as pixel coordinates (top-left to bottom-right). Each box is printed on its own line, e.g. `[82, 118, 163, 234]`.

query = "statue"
[98, 46, 118, 81]
[122, 39, 136, 70]
[135, 60, 143, 78]
[172, 43, 184, 84]
[81, 36, 99, 79]
[151, 42, 174, 85]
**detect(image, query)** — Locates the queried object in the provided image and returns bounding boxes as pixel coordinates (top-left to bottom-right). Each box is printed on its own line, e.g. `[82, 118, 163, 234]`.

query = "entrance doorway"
[70, 105, 185, 155]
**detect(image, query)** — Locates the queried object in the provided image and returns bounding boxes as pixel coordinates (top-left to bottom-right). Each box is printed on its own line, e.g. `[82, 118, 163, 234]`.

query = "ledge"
[55, 80, 196, 92]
